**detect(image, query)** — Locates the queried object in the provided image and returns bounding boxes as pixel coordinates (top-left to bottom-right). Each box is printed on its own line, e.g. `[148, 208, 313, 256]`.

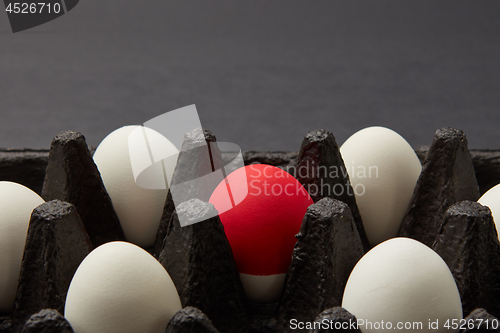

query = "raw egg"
[342, 237, 462, 333]
[478, 183, 500, 239]
[0, 181, 44, 313]
[340, 126, 421, 246]
[93, 126, 178, 248]
[64, 241, 182, 333]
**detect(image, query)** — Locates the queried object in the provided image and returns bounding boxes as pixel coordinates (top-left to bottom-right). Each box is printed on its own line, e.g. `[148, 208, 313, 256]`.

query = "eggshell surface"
[239, 273, 286, 303]
[0, 181, 44, 313]
[64, 241, 182, 333]
[93, 126, 178, 248]
[209, 164, 313, 303]
[342, 237, 462, 333]
[478, 183, 500, 239]
[340, 126, 421, 246]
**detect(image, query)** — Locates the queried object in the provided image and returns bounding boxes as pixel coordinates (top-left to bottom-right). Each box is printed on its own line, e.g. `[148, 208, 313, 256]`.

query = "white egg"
[342, 237, 462, 333]
[478, 183, 500, 239]
[93, 126, 178, 248]
[340, 126, 421, 246]
[64, 241, 182, 333]
[0, 181, 44, 313]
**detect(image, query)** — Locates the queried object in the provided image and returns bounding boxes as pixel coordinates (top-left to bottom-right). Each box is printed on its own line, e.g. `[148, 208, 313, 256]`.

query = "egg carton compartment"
[1, 127, 500, 333]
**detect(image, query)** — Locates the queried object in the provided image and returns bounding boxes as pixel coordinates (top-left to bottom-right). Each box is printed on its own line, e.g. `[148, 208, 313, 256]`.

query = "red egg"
[209, 164, 313, 303]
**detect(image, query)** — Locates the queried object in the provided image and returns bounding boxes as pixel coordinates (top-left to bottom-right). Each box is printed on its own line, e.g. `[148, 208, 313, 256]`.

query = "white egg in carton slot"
[0, 126, 500, 333]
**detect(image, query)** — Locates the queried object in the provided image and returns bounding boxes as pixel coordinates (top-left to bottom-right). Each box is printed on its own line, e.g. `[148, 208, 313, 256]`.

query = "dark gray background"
[1, 1, 499, 151]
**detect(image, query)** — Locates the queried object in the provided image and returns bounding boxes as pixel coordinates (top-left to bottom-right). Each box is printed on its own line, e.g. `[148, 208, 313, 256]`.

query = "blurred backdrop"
[1, 0, 499, 151]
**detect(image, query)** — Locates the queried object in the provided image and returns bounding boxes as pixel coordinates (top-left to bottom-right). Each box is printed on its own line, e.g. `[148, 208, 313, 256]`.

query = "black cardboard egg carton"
[1, 127, 500, 333]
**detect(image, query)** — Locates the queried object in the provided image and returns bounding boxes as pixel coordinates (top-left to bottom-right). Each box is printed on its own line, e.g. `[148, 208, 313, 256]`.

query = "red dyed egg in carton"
[1, 126, 500, 333]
